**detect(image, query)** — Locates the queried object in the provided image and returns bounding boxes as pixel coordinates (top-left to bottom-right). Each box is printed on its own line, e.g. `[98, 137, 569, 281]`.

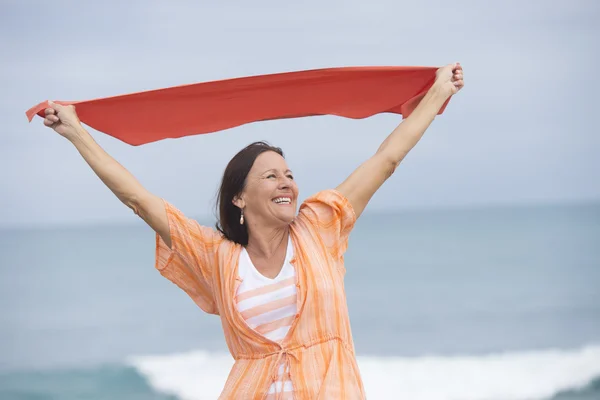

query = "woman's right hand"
[43, 101, 83, 140]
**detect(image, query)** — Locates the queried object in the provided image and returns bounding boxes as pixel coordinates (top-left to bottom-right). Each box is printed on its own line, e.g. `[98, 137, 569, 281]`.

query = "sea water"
[1, 202, 599, 399]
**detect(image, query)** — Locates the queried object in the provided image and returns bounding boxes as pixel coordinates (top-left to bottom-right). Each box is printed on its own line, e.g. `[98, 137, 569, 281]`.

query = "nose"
[279, 179, 290, 189]
[278, 175, 292, 189]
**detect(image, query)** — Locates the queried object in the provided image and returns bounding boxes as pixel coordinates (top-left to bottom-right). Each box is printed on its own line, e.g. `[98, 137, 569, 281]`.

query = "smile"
[272, 197, 292, 205]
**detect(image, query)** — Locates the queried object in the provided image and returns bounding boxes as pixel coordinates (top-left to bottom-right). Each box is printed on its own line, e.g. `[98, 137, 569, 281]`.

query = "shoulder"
[298, 189, 356, 223]
[293, 190, 356, 262]
[161, 201, 250, 251]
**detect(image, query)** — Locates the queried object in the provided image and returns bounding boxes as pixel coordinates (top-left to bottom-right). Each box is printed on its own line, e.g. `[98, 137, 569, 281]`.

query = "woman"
[42, 63, 464, 399]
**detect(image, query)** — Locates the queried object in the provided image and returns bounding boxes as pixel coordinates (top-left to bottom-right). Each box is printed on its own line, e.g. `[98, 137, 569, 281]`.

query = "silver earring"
[240, 209, 244, 225]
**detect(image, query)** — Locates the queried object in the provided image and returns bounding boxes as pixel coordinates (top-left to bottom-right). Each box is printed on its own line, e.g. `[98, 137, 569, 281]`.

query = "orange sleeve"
[299, 189, 357, 260]
[155, 200, 222, 315]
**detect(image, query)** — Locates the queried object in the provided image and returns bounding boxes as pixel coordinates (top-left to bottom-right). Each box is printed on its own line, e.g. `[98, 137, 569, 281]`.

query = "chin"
[270, 203, 297, 224]
[278, 211, 296, 225]
[280, 212, 295, 224]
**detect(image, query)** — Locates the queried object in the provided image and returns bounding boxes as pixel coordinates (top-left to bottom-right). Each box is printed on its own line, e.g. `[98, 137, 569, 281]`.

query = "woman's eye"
[267, 174, 276, 179]
[287, 175, 294, 180]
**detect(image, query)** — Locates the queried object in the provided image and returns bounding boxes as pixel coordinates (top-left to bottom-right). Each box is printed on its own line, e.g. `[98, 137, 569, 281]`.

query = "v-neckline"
[242, 237, 291, 281]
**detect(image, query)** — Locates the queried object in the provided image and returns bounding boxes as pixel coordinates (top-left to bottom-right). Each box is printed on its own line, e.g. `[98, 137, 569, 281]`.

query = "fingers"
[43, 112, 60, 127]
[43, 117, 56, 127]
[445, 62, 463, 92]
[437, 62, 464, 94]
[453, 63, 464, 83]
[44, 101, 62, 118]
[48, 100, 66, 113]
[453, 79, 464, 91]
[444, 62, 463, 78]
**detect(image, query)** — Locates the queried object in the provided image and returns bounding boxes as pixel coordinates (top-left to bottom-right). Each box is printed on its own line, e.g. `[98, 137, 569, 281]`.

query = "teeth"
[273, 197, 291, 204]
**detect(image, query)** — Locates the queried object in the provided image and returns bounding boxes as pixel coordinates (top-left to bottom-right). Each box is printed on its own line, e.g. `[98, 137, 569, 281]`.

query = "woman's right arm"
[43, 102, 172, 248]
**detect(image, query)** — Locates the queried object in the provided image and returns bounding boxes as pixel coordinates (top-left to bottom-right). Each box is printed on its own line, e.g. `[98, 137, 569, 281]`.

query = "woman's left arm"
[336, 63, 464, 218]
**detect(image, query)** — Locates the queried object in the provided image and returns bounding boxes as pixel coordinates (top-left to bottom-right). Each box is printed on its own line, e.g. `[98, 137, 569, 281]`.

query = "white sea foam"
[128, 345, 600, 400]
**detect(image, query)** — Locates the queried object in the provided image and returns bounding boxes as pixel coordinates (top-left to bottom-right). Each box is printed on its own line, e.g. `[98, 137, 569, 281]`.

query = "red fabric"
[26, 66, 449, 146]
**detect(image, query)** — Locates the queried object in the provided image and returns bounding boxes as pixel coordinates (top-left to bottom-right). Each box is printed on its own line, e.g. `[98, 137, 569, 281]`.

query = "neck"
[246, 224, 289, 258]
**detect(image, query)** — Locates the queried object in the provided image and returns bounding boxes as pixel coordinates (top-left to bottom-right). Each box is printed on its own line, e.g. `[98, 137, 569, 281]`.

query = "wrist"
[429, 82, 453, 101]
[67, 125, 89, 143]
[413, 83, 450, 114]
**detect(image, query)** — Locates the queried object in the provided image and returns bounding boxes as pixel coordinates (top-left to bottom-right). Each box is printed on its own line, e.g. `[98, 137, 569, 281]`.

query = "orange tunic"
[155, 189, 365, 399]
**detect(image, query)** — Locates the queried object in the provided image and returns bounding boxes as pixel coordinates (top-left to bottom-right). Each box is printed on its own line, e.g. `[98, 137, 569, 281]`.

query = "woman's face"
[236, 151, 299, 228]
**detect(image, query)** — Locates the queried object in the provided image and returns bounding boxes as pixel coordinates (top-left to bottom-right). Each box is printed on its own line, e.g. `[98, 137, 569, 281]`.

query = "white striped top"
[236, 238, 297, 399]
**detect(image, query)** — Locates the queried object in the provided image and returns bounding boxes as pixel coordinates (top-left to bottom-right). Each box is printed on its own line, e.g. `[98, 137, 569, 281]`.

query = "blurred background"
[1, 1, 599, 399]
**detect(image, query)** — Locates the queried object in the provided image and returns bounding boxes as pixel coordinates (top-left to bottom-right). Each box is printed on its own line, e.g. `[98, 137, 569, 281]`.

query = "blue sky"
[1, 0, 598, 227]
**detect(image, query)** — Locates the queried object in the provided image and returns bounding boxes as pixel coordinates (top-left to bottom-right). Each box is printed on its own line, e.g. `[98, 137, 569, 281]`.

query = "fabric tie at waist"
[272, 347, 298, 400]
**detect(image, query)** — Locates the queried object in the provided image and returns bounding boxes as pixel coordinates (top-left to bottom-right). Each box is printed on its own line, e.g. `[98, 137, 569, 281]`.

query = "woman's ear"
[232, 195, 244, 210]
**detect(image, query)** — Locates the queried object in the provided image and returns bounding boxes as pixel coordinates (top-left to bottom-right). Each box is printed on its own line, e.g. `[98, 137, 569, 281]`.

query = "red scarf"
[27, 66, 449, 146]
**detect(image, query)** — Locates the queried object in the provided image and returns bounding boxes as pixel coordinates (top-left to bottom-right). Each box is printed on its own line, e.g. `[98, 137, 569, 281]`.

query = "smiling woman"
[216, 142, 297, 248]
[40, 63, 464, 399]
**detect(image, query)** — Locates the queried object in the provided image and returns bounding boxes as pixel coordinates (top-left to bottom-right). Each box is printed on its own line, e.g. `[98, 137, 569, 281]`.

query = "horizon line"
[2, 196, 599, 232]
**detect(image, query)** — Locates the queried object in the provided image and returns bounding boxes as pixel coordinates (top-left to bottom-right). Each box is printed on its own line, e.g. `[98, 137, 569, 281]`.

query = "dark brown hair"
[215, 141, 284, 245]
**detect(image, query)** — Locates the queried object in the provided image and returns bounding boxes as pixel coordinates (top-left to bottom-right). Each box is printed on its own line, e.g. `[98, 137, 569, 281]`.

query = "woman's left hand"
[434, 63, 465, 96]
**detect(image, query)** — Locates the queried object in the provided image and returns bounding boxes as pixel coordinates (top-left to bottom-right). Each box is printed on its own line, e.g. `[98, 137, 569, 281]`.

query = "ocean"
[1, 201, 599, 400]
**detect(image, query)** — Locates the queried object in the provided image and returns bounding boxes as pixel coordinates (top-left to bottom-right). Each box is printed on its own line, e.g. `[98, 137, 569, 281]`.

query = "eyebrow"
[262, 169, 293, 175]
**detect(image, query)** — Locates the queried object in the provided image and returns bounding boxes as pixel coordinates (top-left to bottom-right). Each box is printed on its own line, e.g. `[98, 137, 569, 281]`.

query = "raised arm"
[336, 63, 464, 218]
[43, 102, 172, 247]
